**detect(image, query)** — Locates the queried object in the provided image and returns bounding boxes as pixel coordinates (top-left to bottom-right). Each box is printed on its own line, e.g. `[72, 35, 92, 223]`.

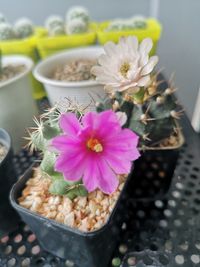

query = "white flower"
[92, 36, 159, 93]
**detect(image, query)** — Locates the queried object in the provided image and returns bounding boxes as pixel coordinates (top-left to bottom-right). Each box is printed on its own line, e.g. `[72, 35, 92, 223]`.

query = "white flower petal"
[137, 75, 151, 87]
[104, 41, 117, 57]
[141, 56, 159, 76]
[139, 38, 153, 55]
[127, 36, 138, 52]
[116, 112, 127, 126]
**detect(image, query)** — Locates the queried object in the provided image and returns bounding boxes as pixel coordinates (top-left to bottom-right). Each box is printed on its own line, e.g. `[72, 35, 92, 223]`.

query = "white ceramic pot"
[0, 55, 38, 152]
[33, 46, 106, 110]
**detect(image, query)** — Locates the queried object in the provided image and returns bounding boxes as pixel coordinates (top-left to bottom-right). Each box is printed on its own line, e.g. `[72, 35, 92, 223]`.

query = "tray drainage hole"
[65, 260, 75, 267]
[23, 225, 30, 232]
[17, 245, 26, 255]
[193, 167, 200, 172]
[112, 257, 121, 266]
[35, 257, 45, 266]
[159, 254, 169, 265]
[164, 209, 173, 217]
[50, 258, 60, 265]
[175, 255, 184, 265]
[195, 242, 200, 250]
[7, 258, 16, 267]
[168, 200, 176, 207]
[119, 244, 128, 254]
[127, 256, 136, 266]
[14, 234, 23, 243]
[1, 235, 9, 243]
[21, 258, 31, 267]
[27, 234, 36, 243]
[31, 245, 40, 255]
[191, 255, 200, 264]
[155, 200, 164, 208]
[143, 255, 153, 265]
[4, 245, 12, 255]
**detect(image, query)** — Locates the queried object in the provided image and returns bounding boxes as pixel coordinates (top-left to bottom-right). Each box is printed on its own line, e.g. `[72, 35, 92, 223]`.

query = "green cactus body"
[0, 23, 15, 40]
[28, 106, 88, 200]
[66, 6, 90, 25]
[96, 87, 178, 147]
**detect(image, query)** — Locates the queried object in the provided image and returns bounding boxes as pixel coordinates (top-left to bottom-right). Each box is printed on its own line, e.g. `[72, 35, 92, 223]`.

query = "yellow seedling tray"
[36, 23, 97, 59]
[97, 18, 162, 55]
[0, 27, 46, 99]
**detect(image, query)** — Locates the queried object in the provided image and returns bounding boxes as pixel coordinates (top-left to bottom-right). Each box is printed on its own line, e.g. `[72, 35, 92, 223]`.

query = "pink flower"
[51, 110, 140, 194]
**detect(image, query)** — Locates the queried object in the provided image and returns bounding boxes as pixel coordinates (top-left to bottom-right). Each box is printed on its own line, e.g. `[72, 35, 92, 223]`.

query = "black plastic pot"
[10, 163, 131, 267]
[0, 128, 18, 235]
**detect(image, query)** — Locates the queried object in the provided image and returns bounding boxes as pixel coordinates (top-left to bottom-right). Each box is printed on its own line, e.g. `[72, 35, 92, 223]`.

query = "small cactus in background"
[0, 23, 15, 40]
[45, 15, 64, 31]
[66, 18, 88, 34]
[106, 15, 147, 32]
[131, 15, 147, 29]
[49, 24, 65, 36]
[14, 18, 34, 38]
[66, 6, 90, 25]
[26, 99, 88, 199]
[0, 13, 6, 23]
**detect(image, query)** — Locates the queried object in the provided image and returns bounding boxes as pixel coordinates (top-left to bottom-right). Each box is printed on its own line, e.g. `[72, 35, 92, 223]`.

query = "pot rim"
[33, 46, 104, 88]
[0, 55, 33, 88]
[10, 163, 130, 237]
[139, 123, 184, 151]
[0, 128, 11, 165]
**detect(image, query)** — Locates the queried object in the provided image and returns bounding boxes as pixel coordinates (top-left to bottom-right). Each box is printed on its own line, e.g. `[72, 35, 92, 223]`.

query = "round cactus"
[0, 13, 6, 23]
[131, 16, 147, 29]
[66, 6, 90, 24]
[0, 23, 15, 40]
[14, 18, 34, 38]
[45, 15, 64, 30]
[66, 18, 88, 34]
[49, 24, 65, 36]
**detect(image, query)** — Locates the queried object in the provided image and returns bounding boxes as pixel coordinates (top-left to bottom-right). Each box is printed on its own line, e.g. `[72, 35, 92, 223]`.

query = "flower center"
[120, 62, 130, 78]
[87, 138, 103, 152]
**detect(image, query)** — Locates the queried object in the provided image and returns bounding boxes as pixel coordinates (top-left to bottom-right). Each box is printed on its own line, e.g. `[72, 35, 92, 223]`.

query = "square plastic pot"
[10, 163, 131, 267]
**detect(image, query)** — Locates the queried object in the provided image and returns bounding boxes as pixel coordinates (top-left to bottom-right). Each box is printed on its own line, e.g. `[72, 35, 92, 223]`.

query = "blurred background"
[0, 0, 199, 118]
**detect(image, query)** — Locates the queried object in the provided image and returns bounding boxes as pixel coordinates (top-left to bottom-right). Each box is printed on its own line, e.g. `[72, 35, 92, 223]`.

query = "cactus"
[96, 74, 181, 148]
[45, 15, 64, 31]
[0, 23, 15, 40]
[66, 6, 90, 25]
[0, 13, 6, 23]
[66, 18, 88, 34]
[106, 16, 147, 32]
[26, 100, 88, 199]
[14, 18, 34, 38]
[49, 24, 65, 36]
[130, 16, 147, 29]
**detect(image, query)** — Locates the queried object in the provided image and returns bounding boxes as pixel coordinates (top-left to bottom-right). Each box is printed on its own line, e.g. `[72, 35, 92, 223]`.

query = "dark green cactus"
[27, 102, 87, 199]
[96, 78, 180, 147]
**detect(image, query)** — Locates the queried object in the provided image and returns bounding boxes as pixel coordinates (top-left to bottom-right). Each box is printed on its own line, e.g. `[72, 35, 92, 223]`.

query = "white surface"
[192, 88, 200, 133]
[34, 46, 106, 110]
[0, 55, 38, 152]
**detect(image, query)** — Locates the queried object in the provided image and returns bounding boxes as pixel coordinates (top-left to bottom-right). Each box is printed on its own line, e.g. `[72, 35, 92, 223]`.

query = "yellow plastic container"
[36, 23, 97, 59]
[97, 18, 162, 55]
[0, 28, 46, 99]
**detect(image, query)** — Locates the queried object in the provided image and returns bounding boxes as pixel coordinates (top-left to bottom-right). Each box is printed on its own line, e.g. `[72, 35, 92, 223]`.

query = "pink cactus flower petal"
[52, 110, 140, 194]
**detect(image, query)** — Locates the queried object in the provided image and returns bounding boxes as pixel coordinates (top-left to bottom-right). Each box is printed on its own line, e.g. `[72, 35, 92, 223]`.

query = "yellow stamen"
[87, 138, 103, 152]
[120, 62, 130, 78]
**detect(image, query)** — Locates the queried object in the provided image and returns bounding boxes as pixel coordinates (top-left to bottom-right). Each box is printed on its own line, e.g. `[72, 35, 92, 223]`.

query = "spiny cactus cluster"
[0, 13, 34, 40]
[96, 73, 182, 148]
[106, 15, 147, 32]
[26, 99, 88, 199]
[45, 6, 90, 37]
